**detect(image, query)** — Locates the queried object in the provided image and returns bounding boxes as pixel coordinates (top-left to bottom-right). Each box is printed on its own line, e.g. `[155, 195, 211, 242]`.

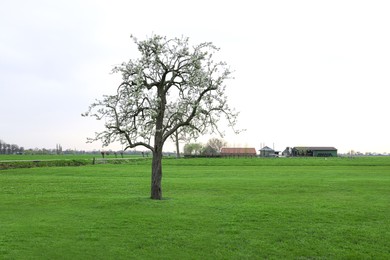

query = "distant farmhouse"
[283, 147, 338, 157]
[259, 146, 280, 157]
[220, 147, 257, 157]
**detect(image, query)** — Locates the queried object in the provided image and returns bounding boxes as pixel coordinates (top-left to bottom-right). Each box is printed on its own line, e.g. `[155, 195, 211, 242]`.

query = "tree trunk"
[151, 149, 163, 200]
[175, 130, 180, 158]
[151, 86, 165, 200]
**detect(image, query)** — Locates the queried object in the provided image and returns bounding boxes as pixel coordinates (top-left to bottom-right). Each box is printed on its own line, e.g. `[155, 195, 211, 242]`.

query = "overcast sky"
[1, 0, 389, 154]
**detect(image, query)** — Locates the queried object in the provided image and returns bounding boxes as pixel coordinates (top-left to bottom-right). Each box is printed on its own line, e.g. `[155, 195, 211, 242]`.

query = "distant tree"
[10, 144, 19, 154]
[83, 35, 238, 200]
[184, 143, 203, 155]
[201, 145, 217, 156]
[200, 138, 226, 156]
[6, 144, 11, 154]
[170, 129, 184, 158]
[206, 138, 226, 153]
[170, 127, 198, 158]
[1, 141, 5, 154]
[56, 144, 63, 155]
[183, 143, 194, 155]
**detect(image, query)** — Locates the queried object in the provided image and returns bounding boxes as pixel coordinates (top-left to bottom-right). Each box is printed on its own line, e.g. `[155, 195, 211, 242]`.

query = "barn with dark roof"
[292, 147, 338, 157]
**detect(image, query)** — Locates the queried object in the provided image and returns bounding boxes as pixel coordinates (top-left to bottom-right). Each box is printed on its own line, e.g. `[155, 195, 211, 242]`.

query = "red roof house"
[220, 147, 257, 157]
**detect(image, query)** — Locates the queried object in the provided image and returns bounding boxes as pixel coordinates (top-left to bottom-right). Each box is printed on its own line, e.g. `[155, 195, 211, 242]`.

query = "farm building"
[292, 147, 338, 157]
[282, 147, 293, 157]
[259, 146, 279, 157]
[220, 147, 257, 157]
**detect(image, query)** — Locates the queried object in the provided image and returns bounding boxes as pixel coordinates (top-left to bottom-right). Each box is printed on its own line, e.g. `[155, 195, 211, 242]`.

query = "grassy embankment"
[0, 154, 143, 161]
[1, 157, 389, 259]
[0, 154, 145, 169]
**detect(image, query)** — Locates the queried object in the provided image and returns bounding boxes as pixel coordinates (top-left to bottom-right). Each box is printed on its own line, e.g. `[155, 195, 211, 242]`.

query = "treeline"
[0, 139, 154, 156]
[0, 140, 84, 155]
[0, 140, 24, 154]
[183, 138, 226, 157]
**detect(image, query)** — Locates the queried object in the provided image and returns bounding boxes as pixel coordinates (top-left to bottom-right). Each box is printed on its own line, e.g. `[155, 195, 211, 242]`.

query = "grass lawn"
[1, 157, 389, 259]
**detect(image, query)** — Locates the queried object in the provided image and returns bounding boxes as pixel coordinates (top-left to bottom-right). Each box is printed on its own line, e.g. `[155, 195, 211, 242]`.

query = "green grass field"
[1, 157, 389, 259]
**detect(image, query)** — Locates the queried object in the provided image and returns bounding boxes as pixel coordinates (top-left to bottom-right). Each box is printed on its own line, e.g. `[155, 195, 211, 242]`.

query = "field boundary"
[0, 157, 151, 170]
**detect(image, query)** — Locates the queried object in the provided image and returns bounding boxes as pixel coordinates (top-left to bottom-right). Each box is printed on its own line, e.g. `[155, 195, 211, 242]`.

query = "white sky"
[1, 0, 389, 154]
